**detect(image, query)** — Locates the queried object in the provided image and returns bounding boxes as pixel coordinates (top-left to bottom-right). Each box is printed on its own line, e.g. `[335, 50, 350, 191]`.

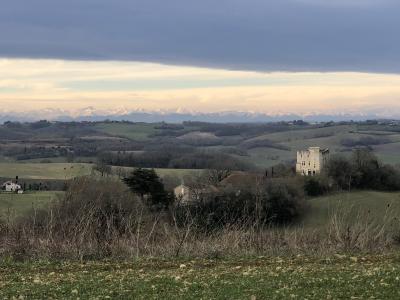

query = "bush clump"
[174, 178, 305, 231]
[327, 149, 400, 191]
[304, 176, 331, 196]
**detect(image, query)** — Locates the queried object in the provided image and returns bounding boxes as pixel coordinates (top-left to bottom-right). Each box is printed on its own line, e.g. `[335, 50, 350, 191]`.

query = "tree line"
[304, 149, 400, 196]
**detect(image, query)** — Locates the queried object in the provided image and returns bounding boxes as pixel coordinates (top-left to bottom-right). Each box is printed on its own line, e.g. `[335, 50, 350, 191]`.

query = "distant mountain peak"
[0, 107, 397, 123]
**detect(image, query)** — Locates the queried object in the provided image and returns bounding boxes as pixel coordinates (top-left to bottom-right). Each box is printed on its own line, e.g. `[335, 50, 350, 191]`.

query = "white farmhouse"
[296, 147, 329, 176]
[2, 181, 23, 192]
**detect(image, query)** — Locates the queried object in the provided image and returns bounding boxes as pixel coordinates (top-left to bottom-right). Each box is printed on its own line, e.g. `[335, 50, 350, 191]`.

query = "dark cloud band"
[0, 0, 399, 73]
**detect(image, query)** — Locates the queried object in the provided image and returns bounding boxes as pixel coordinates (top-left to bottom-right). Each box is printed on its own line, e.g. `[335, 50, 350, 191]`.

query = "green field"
[0, 191, 63, 219]
[0, 163, 93, 180]
[18, 156, 98, 164]
[94, 123, 161, 140]
[152, 168, 200, 179]
[0, 162, 201, 181]
[373, 142, 400, 165]
[303, 191, 400, 228]
[243, 147, 294, 168]
[1, 255, 400, 299]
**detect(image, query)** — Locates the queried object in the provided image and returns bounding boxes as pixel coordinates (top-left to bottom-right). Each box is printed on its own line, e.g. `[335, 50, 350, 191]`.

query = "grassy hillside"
[242, 124, 400, 167]
[0, 162, 200, 181]
[1, 121, 400, 169]
[0, 191, 63, 219]
[303, 191, 400, 228]
[373, 142, 400, 165]
[94, 123, 161, 140]
[0, 163, 93, 179]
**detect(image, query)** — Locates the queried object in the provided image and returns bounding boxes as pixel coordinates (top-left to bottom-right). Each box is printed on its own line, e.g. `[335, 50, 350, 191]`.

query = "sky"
[0, 0, 399, 119]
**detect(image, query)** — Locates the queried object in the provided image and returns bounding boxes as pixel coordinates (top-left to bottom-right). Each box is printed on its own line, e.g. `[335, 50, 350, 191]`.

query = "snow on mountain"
[0, 107, 397, 123]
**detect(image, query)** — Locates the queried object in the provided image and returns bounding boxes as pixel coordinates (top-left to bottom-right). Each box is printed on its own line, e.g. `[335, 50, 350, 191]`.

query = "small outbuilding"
[2, 181, 23, 193]
[174, 184, 192, 203]
[174, 183, 219, 204]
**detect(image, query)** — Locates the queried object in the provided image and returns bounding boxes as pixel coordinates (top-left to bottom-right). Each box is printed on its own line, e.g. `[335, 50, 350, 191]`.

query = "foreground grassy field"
[0, 191, 63, 219]
[304, 191, 400, 227]
[1, 255, 400, 299]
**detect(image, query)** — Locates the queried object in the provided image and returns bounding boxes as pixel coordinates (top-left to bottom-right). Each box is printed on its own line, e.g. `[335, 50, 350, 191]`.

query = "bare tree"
[93, 161, 112, 177]
[205, 168, 232, 185]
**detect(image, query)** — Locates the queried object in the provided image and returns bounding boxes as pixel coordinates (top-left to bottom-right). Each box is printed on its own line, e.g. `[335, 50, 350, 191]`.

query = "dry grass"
[0, 211, 398, 261]
[0, 178, 399, 261]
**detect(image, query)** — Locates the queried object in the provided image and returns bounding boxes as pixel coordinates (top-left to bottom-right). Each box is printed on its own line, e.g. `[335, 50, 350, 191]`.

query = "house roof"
[2, 181, 21, 187]
[299, 147, 329, 154]
[219, 172, 264, 188]
[174, 183, 219, 193]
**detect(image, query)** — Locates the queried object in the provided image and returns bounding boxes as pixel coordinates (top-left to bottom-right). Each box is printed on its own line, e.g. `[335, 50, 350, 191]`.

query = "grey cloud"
[0, 0, 399, 73]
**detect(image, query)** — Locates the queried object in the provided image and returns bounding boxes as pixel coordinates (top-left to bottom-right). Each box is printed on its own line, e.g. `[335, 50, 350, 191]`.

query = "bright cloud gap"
[0, 59, 400, 121]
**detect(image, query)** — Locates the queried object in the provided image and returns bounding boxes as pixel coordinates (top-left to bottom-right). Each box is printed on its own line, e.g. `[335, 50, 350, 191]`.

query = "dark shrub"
[124, 168, 172, 209]
[327, 155, 354, 190]
[240, 139, 290, 151]
[267, 163, 295, 178]
[327, 150, 400, 192]
[374, 165, 400, 191]
[174, 178, 305, 231]
[264, 179, 305, 224]
[341, 136, 390, 147]
[304, 176, 331, 197]
[169, 152, 254, 171]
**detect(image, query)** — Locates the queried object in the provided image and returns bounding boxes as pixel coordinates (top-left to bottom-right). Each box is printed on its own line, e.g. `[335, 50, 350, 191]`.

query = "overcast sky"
[0, 0, 399, 118]
[1, 0, 399, 72]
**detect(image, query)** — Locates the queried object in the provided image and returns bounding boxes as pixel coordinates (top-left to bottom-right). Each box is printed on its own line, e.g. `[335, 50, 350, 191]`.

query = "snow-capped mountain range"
[0, 107, 397, 123]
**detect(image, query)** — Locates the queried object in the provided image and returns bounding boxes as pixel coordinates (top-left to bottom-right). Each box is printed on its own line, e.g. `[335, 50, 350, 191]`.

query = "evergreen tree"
[123, 168, 171, 208]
